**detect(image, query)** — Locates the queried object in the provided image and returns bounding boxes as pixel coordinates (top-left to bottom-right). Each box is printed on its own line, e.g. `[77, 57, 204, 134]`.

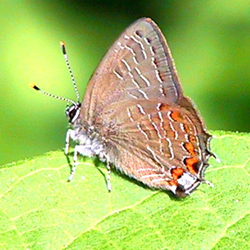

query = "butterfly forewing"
[82, 18, 183, 124]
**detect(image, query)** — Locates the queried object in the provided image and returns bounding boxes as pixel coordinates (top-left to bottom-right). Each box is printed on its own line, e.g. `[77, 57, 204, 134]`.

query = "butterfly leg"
[65, 129, 80, 182]
[67, 146, 80, 182]
[106, 161, 111, 192]
[64, 129, 71, 155]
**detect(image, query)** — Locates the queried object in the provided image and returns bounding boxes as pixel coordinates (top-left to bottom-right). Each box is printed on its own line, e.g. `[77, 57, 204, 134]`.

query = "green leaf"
[0, 131, 249, 250]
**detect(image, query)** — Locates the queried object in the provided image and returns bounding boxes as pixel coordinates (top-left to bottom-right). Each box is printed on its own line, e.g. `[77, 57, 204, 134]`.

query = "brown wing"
[82, 18, 213, 196]
[82, 18, 183, 124]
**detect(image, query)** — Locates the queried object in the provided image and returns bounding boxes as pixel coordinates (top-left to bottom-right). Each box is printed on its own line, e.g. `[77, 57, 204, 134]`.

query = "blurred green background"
[1, 0, 249, 165]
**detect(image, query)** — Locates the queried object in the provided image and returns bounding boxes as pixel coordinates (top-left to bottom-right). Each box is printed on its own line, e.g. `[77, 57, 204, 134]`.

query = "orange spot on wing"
[170, 111, 182, 122]
[184, 157, 199, 174]
[188, 135, 196, 143]
[183, 124, 190, 133]
[183, 142, 196, 156]
[171, 167, 184, 180]
[168, 180, 178, 186]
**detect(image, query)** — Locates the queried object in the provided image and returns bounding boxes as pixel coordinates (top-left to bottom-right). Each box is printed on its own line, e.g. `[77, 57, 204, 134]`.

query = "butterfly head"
[65, 102, 81, 124]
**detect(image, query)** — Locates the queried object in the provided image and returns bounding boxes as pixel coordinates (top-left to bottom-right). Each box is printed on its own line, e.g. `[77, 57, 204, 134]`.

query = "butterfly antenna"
[30, 83, 76, 105]
[60, 41, 80, 103]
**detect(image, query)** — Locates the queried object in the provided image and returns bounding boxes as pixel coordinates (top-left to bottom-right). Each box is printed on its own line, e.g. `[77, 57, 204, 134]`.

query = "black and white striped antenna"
[31, 42, 80, 105]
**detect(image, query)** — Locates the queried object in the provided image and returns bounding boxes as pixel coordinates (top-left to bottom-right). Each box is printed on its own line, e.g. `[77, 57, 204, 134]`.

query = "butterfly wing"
[82, 18, 183, 124]
[79, 18, 213, 196]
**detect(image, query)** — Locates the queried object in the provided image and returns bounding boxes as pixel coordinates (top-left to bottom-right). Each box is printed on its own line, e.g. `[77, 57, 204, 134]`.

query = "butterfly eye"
[65, 103, 81, 123]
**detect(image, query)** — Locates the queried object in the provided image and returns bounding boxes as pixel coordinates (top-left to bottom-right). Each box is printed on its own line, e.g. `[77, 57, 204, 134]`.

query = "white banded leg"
[106, 161, 111, 192]
[67, 146, 80, 182]
[64, 129, 71, 155]
[65, 129, 79, 182]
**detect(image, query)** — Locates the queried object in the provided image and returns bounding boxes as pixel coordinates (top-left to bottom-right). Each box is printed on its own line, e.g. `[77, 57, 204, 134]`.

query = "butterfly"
[32, 18, 216, 197]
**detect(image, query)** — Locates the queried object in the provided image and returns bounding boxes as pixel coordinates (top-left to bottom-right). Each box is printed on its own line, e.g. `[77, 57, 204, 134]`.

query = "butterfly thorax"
[66, 104, 106, 160]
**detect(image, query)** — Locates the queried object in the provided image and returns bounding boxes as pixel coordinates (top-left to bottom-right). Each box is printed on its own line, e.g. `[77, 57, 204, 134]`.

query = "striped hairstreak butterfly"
[32, 18, 216, 197]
